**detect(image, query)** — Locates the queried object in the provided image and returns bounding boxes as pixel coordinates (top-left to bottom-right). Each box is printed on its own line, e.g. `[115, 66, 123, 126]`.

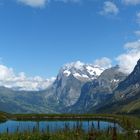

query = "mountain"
[44, 61, 104, 110]
[0, 61, 104, 114]
[115, 59, 140, 100]
[61, 61, 104, 81]
[66, 65, 127, 113]
[96, 59, 140, 114]
[0, 86, 55, 114]
[0, 59, 139, 115]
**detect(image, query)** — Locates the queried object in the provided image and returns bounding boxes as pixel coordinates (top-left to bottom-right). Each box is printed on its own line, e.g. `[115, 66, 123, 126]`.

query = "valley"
[0, 59, 140, 115]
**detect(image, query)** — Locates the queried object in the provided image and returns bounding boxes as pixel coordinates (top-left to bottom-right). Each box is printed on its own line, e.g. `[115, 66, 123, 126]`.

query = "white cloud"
[94, 57, 112, 69]
[64, 61, 84, 70]
[0, 64, 55, 91]
[122, 0, 140, 5]
[17, 0, 47, 7]
[99, 1, 119, 16]
[134, 30, 140, 36]
[17, 0, 81, 7]
[0, 65, 15, 81]
[116, 40, 140, 74]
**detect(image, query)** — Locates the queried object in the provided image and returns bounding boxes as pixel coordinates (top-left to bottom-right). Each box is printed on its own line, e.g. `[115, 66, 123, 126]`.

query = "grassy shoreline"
[0, 112, 140, 130]
[0, 113, 140, 140]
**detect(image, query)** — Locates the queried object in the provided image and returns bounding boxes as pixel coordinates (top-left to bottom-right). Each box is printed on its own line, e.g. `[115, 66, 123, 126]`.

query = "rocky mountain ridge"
[0, 59, 139, 114]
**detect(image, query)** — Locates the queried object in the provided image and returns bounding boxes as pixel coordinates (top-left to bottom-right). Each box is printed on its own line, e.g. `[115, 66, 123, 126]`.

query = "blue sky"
[0, 0, 140, 78]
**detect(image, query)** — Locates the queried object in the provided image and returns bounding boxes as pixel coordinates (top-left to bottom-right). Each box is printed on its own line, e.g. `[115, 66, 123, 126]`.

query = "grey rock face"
[95, 59, 140, 114]
[44, 61, 104, 110]
[66, 66, 127, 113]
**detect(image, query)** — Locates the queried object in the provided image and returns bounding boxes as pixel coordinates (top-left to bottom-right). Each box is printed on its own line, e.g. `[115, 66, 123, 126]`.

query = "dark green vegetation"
[0, 127, 139, 140]
[0, 87, 55, 114]
[97, 92, 140, 115]
[0, 111, 9, 122]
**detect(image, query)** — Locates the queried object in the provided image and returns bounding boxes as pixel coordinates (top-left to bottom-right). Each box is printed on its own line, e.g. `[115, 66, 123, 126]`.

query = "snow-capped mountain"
[0, 59, 140, 114]
[44, 61, 104, 108]
[60, 61, 104, 81]
[0, 61, 103, 92]
[65, 65, 127, 113]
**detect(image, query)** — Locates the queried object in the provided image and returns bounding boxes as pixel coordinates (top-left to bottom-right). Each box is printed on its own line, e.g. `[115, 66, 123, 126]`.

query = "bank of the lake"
[0, 113, 140, 140]
[11, 114, 140, 129]
[0, 113, 140, 129]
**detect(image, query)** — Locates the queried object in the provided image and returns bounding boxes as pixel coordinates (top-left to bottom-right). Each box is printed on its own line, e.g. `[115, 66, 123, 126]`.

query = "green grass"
[0, 124, 139, 140]
[122, 101, 140, 114]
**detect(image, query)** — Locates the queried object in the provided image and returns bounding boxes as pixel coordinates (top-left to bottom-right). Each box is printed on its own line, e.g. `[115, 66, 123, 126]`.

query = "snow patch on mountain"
[61, 61, 104, 81]
[63, 70, 71, 76]
[86, 66, 104, 76]
[73, 73, 81, 78]
[82, 74, 89, 78]
[111, 79, 120, 83]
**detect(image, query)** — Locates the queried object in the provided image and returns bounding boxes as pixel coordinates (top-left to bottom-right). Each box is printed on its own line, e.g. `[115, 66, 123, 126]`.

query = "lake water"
[0, 120, 123, 133]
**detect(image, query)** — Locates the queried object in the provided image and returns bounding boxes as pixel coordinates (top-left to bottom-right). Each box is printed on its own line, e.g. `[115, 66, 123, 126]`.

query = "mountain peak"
[60, 61, 104, 81]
